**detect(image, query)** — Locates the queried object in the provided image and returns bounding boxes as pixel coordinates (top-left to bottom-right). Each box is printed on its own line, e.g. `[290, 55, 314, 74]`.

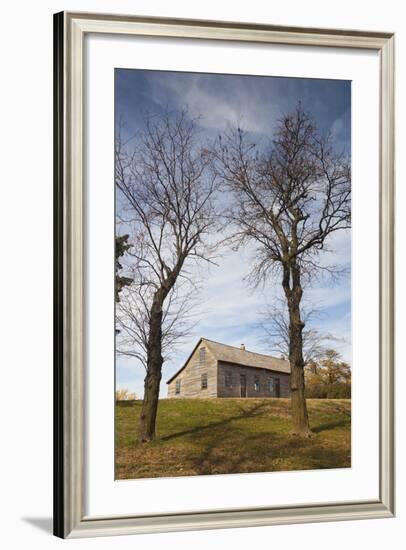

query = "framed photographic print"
[54, 11, 395, 538]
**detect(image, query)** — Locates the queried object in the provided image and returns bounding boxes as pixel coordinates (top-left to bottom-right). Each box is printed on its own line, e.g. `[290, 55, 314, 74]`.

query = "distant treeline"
[304, 349, 351, 399]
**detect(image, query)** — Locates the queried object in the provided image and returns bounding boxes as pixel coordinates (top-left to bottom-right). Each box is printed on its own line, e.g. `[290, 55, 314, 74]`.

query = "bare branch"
[211, 103, 351, 287]
[259, 299, 341, 365]
[115, 107, 222, 441]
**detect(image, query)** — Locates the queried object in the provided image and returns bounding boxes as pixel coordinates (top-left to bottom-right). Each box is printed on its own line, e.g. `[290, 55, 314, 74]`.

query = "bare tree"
[116, 275, 198, 369]
[213, 104, 351, 436]
[115, 108, 219, 442]
[260, 299, 342, 365]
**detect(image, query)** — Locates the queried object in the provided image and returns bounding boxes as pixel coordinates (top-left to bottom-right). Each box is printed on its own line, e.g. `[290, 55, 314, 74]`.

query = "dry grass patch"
[115, 398, 351, 479]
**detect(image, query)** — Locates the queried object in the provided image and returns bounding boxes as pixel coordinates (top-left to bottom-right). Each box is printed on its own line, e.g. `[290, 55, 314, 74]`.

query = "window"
[175, 379, 181, 395]
[254, 376, 260, 392]
[201, 372, 208, 389]
[269, 377, 280, 397]
[199, 347, 206, 363]
[225, 370, 232, 387]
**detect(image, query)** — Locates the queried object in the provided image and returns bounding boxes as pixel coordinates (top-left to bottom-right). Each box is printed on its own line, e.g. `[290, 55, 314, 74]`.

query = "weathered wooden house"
[167, 338, 291, 399]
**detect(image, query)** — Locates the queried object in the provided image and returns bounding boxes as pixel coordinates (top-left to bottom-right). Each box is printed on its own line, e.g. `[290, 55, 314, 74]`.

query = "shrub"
[116, 388, 137, 401]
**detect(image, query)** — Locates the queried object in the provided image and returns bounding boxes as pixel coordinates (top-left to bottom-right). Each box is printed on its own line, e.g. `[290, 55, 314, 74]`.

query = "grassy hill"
[115, 398, 351, 479]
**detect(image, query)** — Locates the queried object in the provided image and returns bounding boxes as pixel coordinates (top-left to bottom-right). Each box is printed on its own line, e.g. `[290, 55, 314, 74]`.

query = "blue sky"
[115, 68, 351, 398]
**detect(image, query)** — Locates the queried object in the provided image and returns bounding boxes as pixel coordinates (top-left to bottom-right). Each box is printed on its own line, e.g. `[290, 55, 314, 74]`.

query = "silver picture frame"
[53, 11, 395, 538]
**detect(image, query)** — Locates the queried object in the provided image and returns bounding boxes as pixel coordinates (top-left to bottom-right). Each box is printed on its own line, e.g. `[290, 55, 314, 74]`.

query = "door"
[240, 374, 247, 397]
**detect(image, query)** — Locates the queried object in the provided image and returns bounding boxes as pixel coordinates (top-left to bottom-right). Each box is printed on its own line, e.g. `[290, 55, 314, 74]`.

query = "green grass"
[115, 398, 351, 479]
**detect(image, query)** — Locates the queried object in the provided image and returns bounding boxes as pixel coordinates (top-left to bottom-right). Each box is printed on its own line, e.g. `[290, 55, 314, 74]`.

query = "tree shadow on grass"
[312, 417, 351, 433]
[160, 402, 268, 442]
[186, 407, 351, 475]
[116, 400, 351, 477]
[192, 428, 351, 475]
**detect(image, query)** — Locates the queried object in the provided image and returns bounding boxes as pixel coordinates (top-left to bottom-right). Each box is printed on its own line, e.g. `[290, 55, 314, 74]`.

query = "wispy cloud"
[146, 72, 279, 134]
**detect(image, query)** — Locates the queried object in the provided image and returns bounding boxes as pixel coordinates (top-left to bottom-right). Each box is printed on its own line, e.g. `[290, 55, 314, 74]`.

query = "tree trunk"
[138, 293, 164, 442]
[288, 301, 312, 436]
[284, 265, 312, 437]
[137, 260, 186, 442]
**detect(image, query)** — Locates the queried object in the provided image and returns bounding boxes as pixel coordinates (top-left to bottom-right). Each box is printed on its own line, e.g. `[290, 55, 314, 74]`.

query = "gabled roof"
[166, 337, 290, 384]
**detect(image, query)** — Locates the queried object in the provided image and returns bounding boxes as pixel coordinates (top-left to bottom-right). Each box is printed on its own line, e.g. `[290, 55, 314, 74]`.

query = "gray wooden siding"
[217, 361, 290, 398]
[167, 344, 218, 398]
